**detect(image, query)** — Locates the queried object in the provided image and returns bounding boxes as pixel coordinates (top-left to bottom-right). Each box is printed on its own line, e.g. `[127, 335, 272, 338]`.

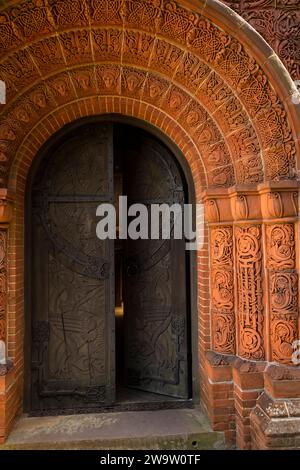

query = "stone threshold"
[0, 408, 225, 450]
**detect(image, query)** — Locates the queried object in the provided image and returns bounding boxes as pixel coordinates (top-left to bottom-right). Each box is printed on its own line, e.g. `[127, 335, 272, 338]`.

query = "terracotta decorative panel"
[235, 225, 264, 360]
[211, 227, 235, 354]
[266, 224, 299, 364]
[222, 0, 300, 80]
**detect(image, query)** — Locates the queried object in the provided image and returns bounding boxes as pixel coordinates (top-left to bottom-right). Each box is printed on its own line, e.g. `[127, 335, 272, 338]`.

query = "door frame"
[24, 115, 199, 412]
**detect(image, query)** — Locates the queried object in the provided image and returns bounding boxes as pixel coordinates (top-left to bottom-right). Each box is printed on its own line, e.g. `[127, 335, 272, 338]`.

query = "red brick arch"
[10, 95, 207, 193]
[0, 0, 299, 188]
[0, 0, 299, 450]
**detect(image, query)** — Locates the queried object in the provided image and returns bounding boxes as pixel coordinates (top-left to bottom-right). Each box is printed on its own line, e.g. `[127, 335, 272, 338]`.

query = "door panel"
[122, 128, 189, 399]
[30, 123, 114, 413]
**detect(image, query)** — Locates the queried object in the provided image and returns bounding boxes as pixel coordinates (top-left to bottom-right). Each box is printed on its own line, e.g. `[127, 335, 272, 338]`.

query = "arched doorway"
[25, 119, 194, 415]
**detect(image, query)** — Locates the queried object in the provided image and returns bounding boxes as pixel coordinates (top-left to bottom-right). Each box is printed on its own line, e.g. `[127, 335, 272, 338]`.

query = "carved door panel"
[30, 123, 115, 413]
[122, 128, 189, 399]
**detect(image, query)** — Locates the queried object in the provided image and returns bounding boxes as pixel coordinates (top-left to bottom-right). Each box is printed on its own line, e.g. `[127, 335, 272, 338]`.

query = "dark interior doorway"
[26, 120, 192, 415]
[113, 124, 191, 405]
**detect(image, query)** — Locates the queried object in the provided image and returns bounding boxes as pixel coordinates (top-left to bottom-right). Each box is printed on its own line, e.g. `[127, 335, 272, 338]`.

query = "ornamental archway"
[0, 0, 299, 450]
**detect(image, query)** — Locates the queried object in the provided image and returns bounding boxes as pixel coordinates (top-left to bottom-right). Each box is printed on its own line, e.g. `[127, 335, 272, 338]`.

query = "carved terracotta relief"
[211, 227, 235, 354]
[266, 224, 299, 364]
[235, 225, 264, 360]
[0, 0, 297, 187]
[222, 0, 300, 81]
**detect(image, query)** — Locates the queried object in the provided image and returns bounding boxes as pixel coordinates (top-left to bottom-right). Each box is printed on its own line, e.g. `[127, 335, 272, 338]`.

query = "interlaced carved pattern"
[0, 0, 297, 187]
[235, 225, 264, 360]
[222, 0, 300, 81]
[88, 0, 124, 28]
[211, 227, 235, 354]
[266, 224, 299, 364]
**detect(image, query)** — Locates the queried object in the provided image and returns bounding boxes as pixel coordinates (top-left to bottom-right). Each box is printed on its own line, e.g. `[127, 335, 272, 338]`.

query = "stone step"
[0, 408, 225, 450]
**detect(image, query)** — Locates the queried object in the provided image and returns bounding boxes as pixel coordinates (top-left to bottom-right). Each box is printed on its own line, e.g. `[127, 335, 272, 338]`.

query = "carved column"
[205, 196, 235, 355]
[230, 190, 265, 361]
[235, 224, 264, 360]
[229, 189, 266, 448]
[261, 185, 299, 365]
[210, 225, 235, 354]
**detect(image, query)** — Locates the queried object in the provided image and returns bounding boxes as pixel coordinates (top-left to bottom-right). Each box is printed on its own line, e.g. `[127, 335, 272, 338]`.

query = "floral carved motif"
[92, 28, 123, 62]
[235, 225, 264, 360]
[211, 227, 235, 354]
[59, 29, 93, 65]
[123, 31, 155, 67]
[150, 39, 184, 75]
[29, 36, 65, 75]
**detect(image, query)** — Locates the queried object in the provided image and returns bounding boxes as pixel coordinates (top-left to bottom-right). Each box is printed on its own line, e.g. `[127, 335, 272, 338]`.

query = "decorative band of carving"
[206, 350, 235, 367]
[0, 0, 298, 187]
[210, 226, 235, 354]
[266, 224, 299, 365]
[235, 225, 264, 360]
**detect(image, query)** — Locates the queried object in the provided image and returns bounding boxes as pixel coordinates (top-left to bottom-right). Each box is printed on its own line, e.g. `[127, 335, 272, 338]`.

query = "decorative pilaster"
[210, 226, 235, 354]
[235, 225, 264, 360]
[262, 186, 299, 365]
[266, 224, 298, 364]
[202, 183, 299, 450]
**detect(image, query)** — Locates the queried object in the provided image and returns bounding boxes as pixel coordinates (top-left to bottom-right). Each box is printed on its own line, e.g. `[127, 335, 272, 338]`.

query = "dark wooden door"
[30, 123, 115, 413]
[122, 128, 190, 399]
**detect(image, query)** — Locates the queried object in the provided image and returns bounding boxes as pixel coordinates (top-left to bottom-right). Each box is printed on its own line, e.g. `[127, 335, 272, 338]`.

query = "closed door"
[29, 123, 115, 412]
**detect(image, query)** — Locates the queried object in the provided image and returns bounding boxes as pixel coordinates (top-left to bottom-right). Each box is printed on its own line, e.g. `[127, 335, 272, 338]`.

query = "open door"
[30, 123, 115, 413]
[122, 127, 190, 399]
